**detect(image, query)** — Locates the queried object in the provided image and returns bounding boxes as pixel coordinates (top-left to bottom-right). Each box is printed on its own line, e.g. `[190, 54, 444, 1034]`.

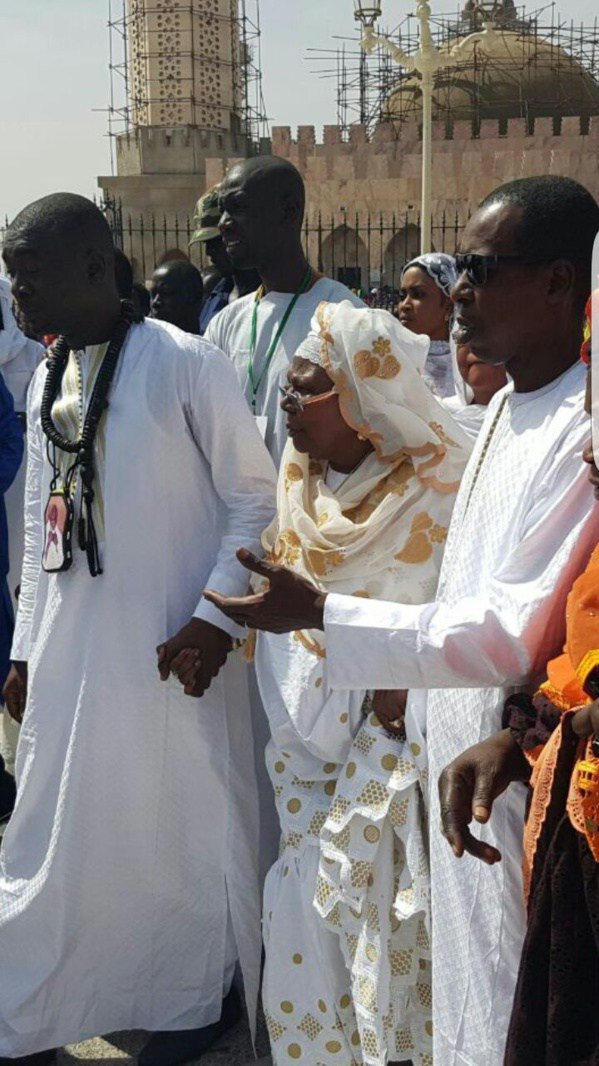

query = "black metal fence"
[100, 196, 466, 293]
[0, 199, 466, 293]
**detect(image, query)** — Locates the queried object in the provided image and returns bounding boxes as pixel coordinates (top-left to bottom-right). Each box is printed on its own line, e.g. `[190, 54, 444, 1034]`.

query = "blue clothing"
[0, 373, 24, 689]
[199, 276, 234, 335]
[0, 373, 23, 580]
[0, 581, 14, 691]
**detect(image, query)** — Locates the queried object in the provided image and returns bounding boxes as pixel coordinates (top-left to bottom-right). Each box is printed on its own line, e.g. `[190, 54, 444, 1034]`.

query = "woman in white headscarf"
[252, 300, 471, 1066]
[398, 253, 458, 399]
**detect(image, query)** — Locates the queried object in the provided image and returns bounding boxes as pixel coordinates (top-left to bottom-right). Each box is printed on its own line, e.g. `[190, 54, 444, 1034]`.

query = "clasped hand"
[3, 661, 28, 724]
[157, 618, 233, 698]
[372, 689, 408, 735]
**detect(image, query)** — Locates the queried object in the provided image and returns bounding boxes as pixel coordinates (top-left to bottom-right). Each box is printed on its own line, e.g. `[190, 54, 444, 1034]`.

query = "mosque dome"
[385, 28, 599, 125]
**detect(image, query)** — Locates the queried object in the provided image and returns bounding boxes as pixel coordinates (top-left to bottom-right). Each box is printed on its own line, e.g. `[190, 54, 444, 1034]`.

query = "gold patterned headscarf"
[313, 299, 469, 484]
[260, 300, 472, 655]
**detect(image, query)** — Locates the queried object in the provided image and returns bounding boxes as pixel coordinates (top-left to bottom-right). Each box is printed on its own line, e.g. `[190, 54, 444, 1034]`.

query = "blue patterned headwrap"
[401, 253, 459, 299]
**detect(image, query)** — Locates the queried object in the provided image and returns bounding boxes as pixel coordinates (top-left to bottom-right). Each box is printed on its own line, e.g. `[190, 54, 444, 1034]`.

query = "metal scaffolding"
[308, 3, 599, 135]
[238, 0, 269, 149]
[105, 0, 130, 171]
[104, 0, 268, 171]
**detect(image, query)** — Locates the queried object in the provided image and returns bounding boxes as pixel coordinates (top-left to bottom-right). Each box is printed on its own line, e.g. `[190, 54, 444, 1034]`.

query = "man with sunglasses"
[204, 175, 599, 1066]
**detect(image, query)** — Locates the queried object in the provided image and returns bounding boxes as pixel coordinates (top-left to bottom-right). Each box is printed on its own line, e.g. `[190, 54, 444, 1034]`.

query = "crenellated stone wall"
[268, 117, 599, 223]
[98, 113, 598, 281]
[100, 127, 253, 214]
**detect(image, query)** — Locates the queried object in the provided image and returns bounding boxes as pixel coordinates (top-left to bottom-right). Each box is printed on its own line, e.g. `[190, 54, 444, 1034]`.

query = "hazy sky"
[1, 0, 597, 220]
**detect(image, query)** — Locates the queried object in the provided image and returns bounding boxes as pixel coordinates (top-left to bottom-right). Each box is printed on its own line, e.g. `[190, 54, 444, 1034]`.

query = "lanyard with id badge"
[247, 266, 313, 435]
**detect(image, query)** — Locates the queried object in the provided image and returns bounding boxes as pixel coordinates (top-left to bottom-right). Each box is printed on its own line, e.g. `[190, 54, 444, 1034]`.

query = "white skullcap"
[295, 329, 325, 368]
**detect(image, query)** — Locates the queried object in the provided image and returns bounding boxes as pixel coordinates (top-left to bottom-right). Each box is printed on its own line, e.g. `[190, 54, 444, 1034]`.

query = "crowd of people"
[0, 156, 596, 1066]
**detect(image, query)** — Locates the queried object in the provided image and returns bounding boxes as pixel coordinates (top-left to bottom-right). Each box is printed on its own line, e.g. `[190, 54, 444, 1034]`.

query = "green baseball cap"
[189, 186, 222, 245]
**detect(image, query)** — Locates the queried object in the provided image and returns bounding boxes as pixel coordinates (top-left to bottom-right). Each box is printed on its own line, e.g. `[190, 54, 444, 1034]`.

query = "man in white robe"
[0, 193, 276, 1066]
[204, 176, 599, 1066]
[205, 156, 363, 467]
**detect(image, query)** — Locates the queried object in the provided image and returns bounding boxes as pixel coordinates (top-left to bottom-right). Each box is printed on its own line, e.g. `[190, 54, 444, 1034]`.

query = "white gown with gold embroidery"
[256, 628, 432, 1066]
[255, 454, 439, 1066]
[253, 301, 471, 1066]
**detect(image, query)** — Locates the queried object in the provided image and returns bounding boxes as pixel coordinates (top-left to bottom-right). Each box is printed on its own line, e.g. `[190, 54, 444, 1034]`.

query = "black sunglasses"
[454, 253, 555, 288]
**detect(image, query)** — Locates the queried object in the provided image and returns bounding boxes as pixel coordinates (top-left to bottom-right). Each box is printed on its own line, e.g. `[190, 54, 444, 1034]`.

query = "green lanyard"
[247, 265, 313, 411]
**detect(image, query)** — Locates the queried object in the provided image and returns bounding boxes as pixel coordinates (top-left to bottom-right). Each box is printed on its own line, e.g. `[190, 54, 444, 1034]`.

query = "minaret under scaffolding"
[98, 0, 269, 271]
[127, 0, 242, 130]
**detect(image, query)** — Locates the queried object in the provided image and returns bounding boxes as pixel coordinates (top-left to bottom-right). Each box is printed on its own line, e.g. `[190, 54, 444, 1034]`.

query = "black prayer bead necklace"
[40, 299, 137, 576]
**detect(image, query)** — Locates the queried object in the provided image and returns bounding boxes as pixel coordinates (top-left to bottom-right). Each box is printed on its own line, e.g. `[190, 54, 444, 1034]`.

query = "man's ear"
[85, 248, 108, 287]
[546, 259, 577, 304]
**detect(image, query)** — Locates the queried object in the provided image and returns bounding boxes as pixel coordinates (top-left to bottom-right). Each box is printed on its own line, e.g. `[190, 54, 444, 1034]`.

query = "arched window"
[321, 225, 369, 292]
[384, 225, 423, 290]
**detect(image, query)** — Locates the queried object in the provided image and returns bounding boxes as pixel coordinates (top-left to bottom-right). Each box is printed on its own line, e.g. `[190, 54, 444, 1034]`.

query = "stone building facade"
[98, 0, 599, 286]
[204, 115, 599, 286]
[276, 113, 599, 223]
[99, 0, 264, 257]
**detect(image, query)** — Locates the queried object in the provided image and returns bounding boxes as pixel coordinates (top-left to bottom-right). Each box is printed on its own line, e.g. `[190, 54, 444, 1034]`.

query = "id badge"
[42, 489, 74, 573]
[254, 415, 268, 440]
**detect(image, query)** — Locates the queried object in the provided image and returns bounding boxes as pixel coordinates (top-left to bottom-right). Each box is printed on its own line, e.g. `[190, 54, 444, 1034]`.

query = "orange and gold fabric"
[580, 289, 598, 364]
[581, 293, 592, 364]
[523, 544, 599, 896]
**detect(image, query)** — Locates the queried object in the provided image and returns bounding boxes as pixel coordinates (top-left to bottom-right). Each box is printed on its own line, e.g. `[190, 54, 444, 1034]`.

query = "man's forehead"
[3, 235, 44, 260]
[3, 226, 74, 265]
[151, 270, 176, 287]
[221, 167, 248, 194]
[221, 164, 270, 198]
[460, 201, 523, 254]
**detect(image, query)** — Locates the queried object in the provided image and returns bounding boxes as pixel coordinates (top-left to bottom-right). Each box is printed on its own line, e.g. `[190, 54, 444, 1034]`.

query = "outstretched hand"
[156, 618, 232, 698]
[438, 729, 530, 865]
[204, 548, 326, 634]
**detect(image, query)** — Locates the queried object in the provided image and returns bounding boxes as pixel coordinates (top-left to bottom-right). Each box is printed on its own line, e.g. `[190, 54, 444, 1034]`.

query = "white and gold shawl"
[261, 299, 472, 656]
